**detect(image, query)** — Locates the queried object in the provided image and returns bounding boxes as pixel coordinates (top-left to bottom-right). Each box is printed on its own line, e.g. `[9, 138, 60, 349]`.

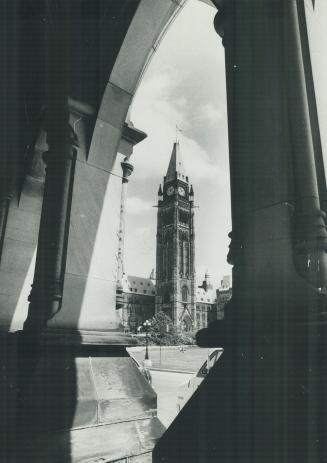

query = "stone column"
[286, 0, 327, 291]
[23, 1, 77, 332]
[23, 125, 77, 331]
[154, 1, 327, 461]
[212, 0, 327, 326]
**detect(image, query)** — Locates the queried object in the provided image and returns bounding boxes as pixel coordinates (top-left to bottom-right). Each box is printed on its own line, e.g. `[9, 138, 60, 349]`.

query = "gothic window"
[164, 292, 170, 303]
[183, 241, 188, 275]
[179, 240, 183, 274]
[182, 286, 188, 301]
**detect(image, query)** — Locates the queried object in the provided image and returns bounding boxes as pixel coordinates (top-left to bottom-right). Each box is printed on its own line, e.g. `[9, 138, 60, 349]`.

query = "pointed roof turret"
[165, 142, 187, 183]
[158, 184, 163, 196]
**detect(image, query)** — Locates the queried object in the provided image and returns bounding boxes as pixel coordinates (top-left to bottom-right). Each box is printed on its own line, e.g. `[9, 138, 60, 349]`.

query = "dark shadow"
[0, 0, 141, 331]
[1, 1, 152, 462]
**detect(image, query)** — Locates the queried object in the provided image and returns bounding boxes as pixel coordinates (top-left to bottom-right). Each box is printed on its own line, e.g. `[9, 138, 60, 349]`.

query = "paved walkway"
[128, 345, 213, 373]
[150, 370, 193, 428]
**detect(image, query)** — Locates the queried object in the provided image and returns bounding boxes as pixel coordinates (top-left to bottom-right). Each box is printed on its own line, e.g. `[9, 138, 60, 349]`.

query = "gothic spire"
[165, 141, 187, 183]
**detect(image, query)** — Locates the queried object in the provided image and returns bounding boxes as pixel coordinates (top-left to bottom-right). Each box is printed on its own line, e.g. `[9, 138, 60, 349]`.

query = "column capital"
[118, 121, 147, 158]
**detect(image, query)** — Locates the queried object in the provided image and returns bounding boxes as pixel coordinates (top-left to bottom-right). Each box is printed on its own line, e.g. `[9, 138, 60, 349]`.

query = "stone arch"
[47, 0, 216, 332]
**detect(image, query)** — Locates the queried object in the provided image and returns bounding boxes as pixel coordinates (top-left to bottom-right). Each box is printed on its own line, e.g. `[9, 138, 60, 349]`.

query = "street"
[150, 370, 193, 428]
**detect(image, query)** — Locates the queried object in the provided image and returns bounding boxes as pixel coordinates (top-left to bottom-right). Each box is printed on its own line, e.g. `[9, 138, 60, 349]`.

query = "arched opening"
[3, 0, 326, 461]
[121, 0, 231, 429]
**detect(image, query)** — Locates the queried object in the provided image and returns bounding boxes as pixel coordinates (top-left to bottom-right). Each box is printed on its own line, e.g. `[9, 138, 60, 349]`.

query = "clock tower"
[155, 142, 196, 331]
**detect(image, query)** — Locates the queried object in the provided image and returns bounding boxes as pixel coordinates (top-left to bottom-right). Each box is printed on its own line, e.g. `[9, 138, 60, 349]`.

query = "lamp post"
[159, 323, 169, 367]
[143, 319, 151, 361]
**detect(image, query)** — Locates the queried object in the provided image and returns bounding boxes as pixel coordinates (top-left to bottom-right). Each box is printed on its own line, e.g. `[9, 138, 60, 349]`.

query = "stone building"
[118, 270, 219, 333]
[196, 272, 218, 329]
[155, 142, 196, 330]
[117, 142, 222, 332]
[118, 273, 156, 332]
[216, 275, 232, 320]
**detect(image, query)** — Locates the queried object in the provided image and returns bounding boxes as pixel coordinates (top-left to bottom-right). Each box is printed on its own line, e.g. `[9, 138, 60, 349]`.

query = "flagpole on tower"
[175, 124, 182, 142]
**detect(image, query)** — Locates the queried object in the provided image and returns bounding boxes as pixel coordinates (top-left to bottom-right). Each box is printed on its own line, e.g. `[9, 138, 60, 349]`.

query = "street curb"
[149, 367, 195, 375]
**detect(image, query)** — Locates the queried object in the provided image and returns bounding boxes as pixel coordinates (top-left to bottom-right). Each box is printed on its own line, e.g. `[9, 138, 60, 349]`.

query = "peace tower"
[155, 142, 196, 330]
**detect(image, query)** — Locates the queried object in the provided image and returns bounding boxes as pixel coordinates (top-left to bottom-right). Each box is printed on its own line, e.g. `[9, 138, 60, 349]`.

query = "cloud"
[126, 196, 152, 215]
[196, 103, 224, 126]
[130, 67, 226, 187]
[124, 0, 232, 283]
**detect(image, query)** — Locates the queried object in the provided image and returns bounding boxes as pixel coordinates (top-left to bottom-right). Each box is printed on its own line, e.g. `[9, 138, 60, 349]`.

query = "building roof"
[121, 272, 218, 304]
[196, 287, 217, 304]
[121, 274, 156, 296]
[165, 142, 187, 184]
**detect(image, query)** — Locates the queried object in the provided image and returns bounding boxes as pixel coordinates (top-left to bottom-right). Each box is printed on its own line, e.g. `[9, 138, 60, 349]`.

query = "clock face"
[178, 186, 185, 197]
[167, 186, 175, 196]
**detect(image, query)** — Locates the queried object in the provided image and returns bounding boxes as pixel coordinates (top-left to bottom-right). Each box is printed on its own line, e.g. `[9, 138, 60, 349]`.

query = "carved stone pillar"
[23, 126, 77, 331]
[212, 0, 327, 326]
[154, 1, 327, 461]
[23, 0, 77, 332]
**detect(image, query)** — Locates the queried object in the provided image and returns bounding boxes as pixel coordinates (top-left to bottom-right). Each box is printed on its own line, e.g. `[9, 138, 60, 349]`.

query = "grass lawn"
[128, 345, 218, 373]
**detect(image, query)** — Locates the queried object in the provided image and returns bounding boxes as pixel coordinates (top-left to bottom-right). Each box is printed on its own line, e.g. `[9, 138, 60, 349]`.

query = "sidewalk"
[128, 345, 213, 374]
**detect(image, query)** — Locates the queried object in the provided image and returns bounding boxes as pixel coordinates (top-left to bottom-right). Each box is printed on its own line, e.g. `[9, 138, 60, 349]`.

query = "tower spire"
[165, 141, 186, 183]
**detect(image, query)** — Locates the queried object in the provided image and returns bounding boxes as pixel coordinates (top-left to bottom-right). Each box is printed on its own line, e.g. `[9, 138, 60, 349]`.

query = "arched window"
[182, 286, 188, 301]
[179, 240, 183, 274]
[183, 241, 188, 275]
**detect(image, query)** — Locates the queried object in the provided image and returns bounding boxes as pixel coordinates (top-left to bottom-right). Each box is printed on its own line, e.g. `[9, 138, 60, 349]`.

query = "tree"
[141, 311, 195, 346]
[147, 311, 175, 345]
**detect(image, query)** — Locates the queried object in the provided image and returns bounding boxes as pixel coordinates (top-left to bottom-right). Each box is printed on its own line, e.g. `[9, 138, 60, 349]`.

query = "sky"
[125, 0, 232, 289]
